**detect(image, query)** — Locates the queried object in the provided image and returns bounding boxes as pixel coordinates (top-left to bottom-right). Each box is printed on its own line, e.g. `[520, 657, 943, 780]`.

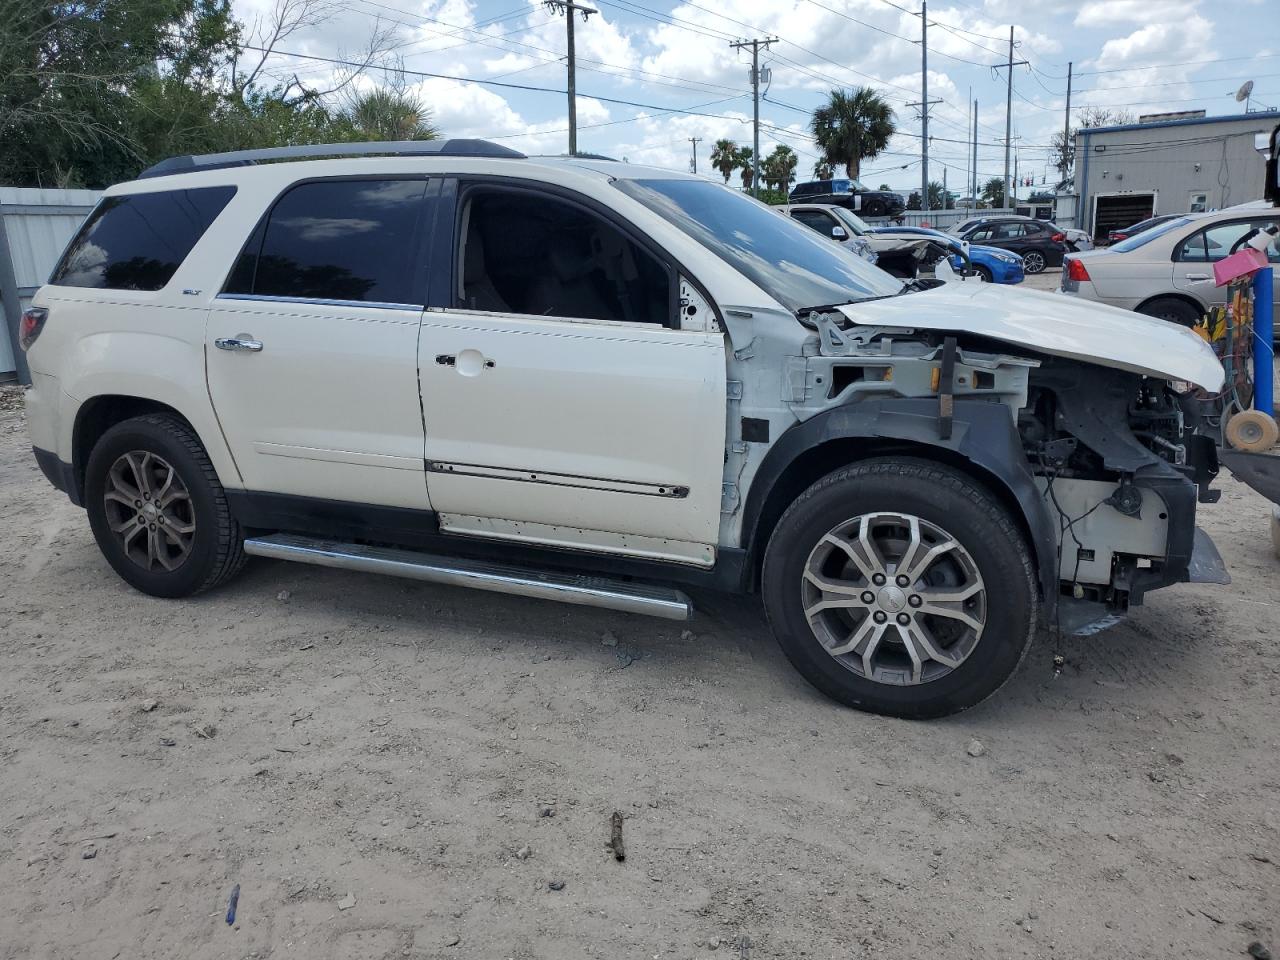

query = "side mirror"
[831, 225, 848, 240]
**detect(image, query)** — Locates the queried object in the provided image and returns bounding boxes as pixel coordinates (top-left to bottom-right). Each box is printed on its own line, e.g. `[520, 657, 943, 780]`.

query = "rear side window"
[226, 179, 427, 305]
[50, 186, 236, 291]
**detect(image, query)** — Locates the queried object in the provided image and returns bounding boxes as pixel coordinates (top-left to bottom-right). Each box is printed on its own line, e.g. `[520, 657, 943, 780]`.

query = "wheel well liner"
[740, 397, 1059, 610]
[71, 396, 194, 505]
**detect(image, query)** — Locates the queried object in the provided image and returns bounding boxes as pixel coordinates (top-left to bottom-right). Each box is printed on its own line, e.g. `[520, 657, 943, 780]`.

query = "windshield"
[615, 178, 902, 312]
[1110, 216, 1192, 253]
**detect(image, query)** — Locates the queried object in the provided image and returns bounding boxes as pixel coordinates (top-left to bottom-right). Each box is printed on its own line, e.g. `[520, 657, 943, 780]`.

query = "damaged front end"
[792, 308, 1229, 631]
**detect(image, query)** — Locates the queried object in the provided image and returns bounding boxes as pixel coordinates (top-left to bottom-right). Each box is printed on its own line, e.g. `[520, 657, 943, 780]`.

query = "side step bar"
[242, 533, 693, 621]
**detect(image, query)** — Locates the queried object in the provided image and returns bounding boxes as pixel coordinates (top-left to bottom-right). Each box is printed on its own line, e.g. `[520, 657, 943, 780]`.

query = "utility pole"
[942, 165, 947, 212]
[995, 26, 1028, 210]
[730, 37, 776, 198]
[688, 137, 702, 174]
[544, 0, 597, 156]
[1062, 61, 1072, 182]
[964, 88, 971, 208]
[971, 100, 978, 205]
[906, 3, 942, 212]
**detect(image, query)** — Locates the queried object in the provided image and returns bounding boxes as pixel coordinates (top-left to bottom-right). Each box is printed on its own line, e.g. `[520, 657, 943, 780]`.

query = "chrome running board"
[242, 533, 693, 621]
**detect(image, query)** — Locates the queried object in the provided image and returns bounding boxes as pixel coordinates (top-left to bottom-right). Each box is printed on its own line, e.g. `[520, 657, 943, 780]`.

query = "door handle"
[437, 350, 495, 375]
[215, 335, 263, 353]
[1184, 273, 1212, 282]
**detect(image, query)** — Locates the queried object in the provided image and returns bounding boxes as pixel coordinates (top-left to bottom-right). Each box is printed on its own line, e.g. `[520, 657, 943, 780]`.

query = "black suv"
[789, 178, 905, 218]
[955, 217, 1067, 274]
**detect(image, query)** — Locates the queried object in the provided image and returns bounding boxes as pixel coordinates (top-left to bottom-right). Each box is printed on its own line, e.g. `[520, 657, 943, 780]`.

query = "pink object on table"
[1214, 246, 1269, 286]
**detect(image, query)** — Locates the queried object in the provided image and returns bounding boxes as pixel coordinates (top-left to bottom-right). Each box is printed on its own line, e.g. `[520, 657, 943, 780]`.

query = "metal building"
[0, 188, 100, 383]
[1073, 110, 1280, 242]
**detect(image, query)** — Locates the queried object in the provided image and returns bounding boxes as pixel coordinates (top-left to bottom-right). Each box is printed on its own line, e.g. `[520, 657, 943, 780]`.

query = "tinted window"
[792, 209, 838, 235]
[615, 178, 901, 313]
[968, 226, 993, 242]
[51, 186, 235, 290]
[1111, 217, 1191, 253]
[792, 182, 818, 196]
[227, 179, 426, 304]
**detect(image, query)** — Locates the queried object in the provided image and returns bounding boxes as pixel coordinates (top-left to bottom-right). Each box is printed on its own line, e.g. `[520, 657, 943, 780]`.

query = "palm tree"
[710, 138, 739, 184]
[809, 87, 895, 179]
[346, 88, 439, 142]
[813, 159, 834, 180]
[761, 145, 797, 192]
[736, 147, 754, 191]
[980, 176, 1005, 208]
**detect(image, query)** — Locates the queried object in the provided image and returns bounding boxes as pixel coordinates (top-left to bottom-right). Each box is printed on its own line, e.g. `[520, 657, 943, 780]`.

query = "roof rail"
[138, 139, 525, 179]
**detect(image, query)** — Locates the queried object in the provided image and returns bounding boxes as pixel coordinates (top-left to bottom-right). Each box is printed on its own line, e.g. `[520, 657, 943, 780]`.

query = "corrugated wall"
[0, 187, 101, 382]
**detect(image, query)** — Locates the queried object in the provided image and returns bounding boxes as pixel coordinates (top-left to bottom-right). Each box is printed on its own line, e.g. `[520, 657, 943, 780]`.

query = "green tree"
[980, 176, 1006, 208]
[813, 159, 834, 180]
[810, 86, 896, 179]
[710, 138, 739, 184]
[761, 145, 797, 192]
[345, 88, 438, 141]
[737, 147, 754, 191]
[906, 191, 921, 211]
[878, 183, 892, 191]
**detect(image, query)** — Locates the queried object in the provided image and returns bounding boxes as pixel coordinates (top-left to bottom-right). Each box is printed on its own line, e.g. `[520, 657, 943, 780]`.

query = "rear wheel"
[85, 414, 247, 598]
[864, 199, 886, 217]
[1021, 249, 1047, 273]
[1137, 297, 1201, 327]
[762, 459, 1037, 719]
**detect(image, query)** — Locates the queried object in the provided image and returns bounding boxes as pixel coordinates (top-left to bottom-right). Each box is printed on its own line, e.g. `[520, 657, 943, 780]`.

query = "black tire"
[85, 413, 247, 598]
[864, 199, 886, 217]
[761, 459, 1037, 719]
[974, 264, 994, 283]
[1137, 297, 1200, 327]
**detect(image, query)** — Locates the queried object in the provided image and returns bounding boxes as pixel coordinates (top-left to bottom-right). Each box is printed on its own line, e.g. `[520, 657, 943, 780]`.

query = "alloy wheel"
[1023, 250, 1046, 273]
[800, 512, 987, 686]
[102, 451, 196, 572]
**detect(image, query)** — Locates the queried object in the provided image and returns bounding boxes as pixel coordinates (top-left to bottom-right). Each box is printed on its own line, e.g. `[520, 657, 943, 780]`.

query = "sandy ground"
[0, 382, 1277, 960]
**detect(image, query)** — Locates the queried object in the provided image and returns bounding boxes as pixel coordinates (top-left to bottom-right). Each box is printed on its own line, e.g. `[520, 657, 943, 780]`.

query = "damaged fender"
[742, 396, 1061, 612]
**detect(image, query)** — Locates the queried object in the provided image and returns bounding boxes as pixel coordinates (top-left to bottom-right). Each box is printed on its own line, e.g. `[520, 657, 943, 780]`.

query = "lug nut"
[137, 516, 145, 524]
[908, 595, 922, 608]
[873, 611, 888, 624]
[149, 523, 156, 530]
[896, 575, 910, 587]
[861, 591, 875, 604]
[134, 499, 141, 507]
[897, 613, 910, 625]
[144, 493, 150, 500]
[872, 573, 887, 586]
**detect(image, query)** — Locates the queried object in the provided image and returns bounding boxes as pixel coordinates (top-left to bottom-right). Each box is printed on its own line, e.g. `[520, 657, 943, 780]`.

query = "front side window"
[792, 209, 839, 236]
[457, 188, 671, 325]
[51, 186, 236, 291]
[615, 178, 901, 314]
[1178, 219, 1280, 263]
[226, 179, 427, 304]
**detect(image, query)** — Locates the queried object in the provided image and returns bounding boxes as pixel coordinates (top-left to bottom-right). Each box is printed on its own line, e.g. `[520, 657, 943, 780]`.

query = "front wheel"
[85, 414, 247, 598]
[762, 460, 1037, 719]
[863, 199, 886, 217]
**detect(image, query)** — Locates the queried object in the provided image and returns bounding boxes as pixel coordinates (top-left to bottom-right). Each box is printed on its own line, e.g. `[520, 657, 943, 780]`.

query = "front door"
[206, 177, 434, 509]
[418, 182, 726, 566]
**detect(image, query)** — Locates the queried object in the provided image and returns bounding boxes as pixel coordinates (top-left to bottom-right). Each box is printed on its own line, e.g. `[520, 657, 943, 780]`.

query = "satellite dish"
[1236, 80, 1255, 102]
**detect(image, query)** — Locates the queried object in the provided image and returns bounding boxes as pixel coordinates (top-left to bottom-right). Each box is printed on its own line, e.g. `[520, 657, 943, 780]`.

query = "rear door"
[1173, 216, 1280, 310]
[205, 177, 434, 509]
[417, 180, 726, 567]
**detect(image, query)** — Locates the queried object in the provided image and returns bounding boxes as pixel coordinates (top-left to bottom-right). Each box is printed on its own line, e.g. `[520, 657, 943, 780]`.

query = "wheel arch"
[70, 395, 235, 505]
[739, 398, 1059, 609]
[1135, 291, 1205, 318]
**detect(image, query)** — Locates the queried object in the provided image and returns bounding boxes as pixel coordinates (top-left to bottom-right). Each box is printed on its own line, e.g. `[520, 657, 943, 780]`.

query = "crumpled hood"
[836, 282, 1225, 391]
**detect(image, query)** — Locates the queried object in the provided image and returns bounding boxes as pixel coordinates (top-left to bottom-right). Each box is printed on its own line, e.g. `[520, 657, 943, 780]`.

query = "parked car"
[22, 139, 1229, 719]
[953, 217, 1069, 273]
[789, 178, 905, 218]
[951, 215, 1091, 251]
[1106, 213, 1184, 246]
[782, 203, 878, 263]
[1062, 209, 1280, 326]
[864, 226, 1024, 284]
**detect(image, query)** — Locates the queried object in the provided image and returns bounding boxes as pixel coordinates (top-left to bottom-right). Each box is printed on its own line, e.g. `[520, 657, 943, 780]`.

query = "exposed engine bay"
[794, 312, 1227, 616]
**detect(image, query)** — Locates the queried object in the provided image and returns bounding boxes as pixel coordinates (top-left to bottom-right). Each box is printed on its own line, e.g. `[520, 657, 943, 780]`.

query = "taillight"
[1051, 232, 1065, 242]
[1066, 259, 1090, 282]
[18, 307, 48, 351]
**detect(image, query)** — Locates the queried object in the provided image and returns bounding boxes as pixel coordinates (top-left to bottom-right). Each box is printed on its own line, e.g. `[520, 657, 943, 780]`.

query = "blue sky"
[236, 0, 1279, 192]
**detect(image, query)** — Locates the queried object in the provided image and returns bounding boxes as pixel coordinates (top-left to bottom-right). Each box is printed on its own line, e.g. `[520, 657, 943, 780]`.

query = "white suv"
[22, 140, 1230, 718]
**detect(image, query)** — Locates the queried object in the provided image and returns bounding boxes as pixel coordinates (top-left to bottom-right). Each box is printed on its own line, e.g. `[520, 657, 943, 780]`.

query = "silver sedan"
[1060, 206, 1280, 325]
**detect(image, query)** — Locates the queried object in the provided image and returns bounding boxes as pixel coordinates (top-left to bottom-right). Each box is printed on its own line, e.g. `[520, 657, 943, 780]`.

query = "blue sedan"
[865, 226, 1025, 284]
